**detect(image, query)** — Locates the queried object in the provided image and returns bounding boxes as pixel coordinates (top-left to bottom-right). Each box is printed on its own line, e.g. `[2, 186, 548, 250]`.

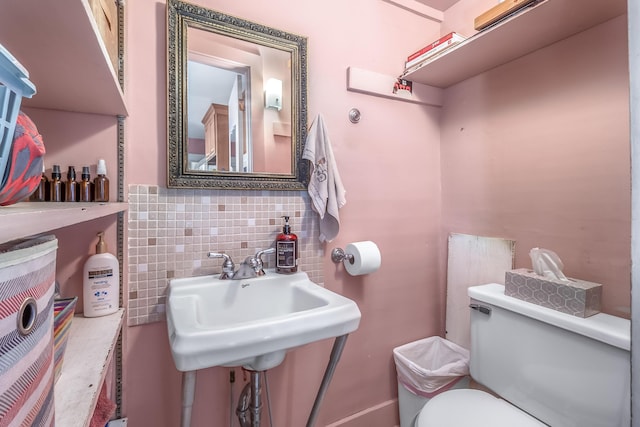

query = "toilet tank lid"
[468, 283, 630, 351]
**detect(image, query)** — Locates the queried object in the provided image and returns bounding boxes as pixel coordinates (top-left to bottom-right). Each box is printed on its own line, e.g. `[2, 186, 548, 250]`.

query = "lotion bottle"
[276, 215, 298, 274]
[83, 232, 119, 317]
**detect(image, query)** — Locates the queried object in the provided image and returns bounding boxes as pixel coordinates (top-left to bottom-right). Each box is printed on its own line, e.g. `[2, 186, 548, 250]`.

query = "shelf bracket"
[347, 67, 443, 107]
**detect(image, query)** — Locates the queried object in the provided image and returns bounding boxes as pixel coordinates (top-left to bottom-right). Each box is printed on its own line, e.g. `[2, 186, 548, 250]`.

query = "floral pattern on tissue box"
[505, 268, 602, 318]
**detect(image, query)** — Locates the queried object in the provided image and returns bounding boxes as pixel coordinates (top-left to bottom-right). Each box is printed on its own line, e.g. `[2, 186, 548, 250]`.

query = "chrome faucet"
[207, 252, 235, 279]
[232, 257, 259, 280]
[208, 248, 276, 280]
[232, 248, 276, 279]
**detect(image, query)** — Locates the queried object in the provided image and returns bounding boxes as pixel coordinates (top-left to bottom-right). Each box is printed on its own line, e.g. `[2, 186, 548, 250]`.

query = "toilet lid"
[416, 389, 547, 427]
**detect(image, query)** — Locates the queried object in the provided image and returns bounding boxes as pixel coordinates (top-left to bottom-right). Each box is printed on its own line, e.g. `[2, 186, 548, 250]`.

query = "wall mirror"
[167, 0, 308, 190]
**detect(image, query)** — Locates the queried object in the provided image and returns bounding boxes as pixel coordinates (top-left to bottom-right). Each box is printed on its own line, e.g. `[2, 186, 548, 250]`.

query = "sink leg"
[306, 334, 349, 427]
[181, 370, 197, 427]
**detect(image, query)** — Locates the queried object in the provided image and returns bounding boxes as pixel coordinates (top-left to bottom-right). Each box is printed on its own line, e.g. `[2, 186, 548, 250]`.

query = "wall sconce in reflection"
[265, 78, 283, 111]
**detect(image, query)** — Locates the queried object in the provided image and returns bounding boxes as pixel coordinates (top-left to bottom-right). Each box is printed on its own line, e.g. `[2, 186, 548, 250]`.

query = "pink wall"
[188, 138, 204, 155]
[21, 108, 121, 312]
[124, 0, 442, 426]
[123, 1, 630, 427]
[440, 15, 631, 318]
[442, 0, 496, 38]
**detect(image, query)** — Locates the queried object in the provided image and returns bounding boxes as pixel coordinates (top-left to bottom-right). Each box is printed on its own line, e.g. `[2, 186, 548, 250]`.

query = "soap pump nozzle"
[96, 232, 107, 254]
[281, 215, 291, 234]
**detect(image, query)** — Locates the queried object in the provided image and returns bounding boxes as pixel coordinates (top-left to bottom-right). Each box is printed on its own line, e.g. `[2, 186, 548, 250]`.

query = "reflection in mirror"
[167, 0, 308, 190]
[186, 31, 292, 174]
[187, 57, 251, 172]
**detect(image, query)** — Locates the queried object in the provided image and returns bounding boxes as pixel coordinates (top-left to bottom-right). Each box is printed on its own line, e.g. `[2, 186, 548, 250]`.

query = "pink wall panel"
[124, 0, 442, 426]
[122, 1, 630, 426]
[440, 15, 630, 318]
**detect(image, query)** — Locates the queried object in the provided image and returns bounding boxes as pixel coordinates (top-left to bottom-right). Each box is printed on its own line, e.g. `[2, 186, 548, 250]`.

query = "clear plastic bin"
[0, 43, 36, 189]
[393, 336, 470, 427]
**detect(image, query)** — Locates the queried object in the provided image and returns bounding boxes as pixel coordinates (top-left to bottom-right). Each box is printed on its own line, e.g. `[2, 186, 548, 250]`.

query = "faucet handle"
[207, 252, 235, 279]
[254, 248, 276, 276]
[256, 247, 276, 259]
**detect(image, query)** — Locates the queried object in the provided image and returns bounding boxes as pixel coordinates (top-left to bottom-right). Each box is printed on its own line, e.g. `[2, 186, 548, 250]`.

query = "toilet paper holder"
[331, 247, 355, 265]
[331, 241, 382, 276]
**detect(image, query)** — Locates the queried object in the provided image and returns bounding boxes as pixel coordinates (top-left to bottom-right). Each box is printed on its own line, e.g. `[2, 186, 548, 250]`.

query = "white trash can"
[393, 337, 470, 427]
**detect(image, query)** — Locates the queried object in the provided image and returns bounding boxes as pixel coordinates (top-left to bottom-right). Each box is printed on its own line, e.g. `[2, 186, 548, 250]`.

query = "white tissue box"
[505, 268, 602, 318]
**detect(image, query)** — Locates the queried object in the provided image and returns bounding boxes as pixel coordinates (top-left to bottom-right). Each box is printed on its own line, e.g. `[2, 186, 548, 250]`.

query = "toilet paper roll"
[344, 241, 381, 276]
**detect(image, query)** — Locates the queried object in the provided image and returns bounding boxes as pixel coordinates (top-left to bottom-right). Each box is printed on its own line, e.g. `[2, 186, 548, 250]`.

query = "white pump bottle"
[83, 232, 119, 317]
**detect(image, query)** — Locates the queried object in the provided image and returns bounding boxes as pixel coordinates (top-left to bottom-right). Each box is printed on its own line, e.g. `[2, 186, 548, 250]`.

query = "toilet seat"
[415, 389, 546, 427]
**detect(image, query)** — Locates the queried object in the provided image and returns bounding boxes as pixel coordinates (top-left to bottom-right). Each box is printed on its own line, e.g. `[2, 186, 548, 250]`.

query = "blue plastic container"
[0, 43, 36, 189]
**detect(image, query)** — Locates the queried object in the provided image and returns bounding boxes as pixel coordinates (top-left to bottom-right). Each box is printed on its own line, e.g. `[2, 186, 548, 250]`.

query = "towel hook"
[348, 108, 361, 124]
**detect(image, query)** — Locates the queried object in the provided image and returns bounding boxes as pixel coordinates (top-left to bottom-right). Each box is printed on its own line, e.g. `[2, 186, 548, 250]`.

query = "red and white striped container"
[0, 235, 57, 427]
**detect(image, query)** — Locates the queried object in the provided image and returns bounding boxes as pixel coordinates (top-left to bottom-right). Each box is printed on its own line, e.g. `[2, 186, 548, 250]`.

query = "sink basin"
[166, 270, 361, 371]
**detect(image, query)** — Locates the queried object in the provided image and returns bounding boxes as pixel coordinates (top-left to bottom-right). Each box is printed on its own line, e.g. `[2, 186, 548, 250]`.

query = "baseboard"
[325, 399, 398, 427]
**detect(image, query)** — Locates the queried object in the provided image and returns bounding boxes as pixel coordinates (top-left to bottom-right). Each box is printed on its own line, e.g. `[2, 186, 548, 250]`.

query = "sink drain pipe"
[235, 335, 348, 427]
[306, 334, 349, 427]
[237, 370, 272, 427]
[236, 381, 252, 427]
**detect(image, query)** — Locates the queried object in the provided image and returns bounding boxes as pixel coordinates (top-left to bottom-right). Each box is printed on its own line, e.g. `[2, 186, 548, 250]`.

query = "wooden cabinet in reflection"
[202, 103, 229, 171]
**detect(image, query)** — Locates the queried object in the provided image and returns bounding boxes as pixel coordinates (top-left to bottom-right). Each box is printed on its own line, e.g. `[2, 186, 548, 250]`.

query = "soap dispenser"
[83, 232, 119, 317]
[276, 215, 298, 274]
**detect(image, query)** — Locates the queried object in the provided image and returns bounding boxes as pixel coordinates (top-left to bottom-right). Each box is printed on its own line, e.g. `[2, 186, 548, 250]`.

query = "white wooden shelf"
[0, 0, 127, 423]
[55, 309, 125, 427]
[402, 0, 627, 88]
[0, 202, 128, 244]
[0, 0, 126, 116]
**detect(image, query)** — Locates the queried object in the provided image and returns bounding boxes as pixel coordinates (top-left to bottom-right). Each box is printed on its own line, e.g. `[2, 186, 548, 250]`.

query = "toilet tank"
[468, 283, 630, 427]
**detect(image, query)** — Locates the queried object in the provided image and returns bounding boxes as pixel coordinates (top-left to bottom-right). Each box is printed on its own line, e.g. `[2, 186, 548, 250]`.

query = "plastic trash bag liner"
[393, 336, 470, 397]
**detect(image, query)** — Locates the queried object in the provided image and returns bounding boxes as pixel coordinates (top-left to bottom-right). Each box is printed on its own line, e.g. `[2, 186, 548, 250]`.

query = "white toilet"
[416, 283, 630, 427]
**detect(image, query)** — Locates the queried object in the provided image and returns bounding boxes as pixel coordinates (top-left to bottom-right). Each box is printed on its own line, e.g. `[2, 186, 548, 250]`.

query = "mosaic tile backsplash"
[127, 185, 324, 326]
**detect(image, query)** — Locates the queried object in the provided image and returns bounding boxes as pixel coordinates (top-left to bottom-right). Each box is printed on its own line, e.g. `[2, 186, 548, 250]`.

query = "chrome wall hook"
[348, 108, 361, 124]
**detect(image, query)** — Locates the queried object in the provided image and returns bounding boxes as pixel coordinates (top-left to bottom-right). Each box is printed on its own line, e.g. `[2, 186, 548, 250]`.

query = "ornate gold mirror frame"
[167, 0, 308, 190]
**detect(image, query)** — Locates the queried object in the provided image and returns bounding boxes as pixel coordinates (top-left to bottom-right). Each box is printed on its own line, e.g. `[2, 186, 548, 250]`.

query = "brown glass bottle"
[65, 166, 78, 202]
[49, 165, 64, 202]
[79, 166, 92, 202]
[93, 159, 109, 202]
[30, 164, 49, 202]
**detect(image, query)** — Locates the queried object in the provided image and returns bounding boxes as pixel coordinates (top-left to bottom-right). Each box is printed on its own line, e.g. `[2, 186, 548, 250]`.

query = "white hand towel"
[302, 114, 346, 242]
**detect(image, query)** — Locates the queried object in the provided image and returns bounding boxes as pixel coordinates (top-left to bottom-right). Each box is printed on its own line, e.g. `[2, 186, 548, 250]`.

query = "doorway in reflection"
[187, 57, 251, 172]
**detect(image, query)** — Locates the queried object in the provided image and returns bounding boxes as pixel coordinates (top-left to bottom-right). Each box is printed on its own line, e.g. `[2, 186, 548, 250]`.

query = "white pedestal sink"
[166, 270, 361, 371]
[166, 270, 361, 427]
